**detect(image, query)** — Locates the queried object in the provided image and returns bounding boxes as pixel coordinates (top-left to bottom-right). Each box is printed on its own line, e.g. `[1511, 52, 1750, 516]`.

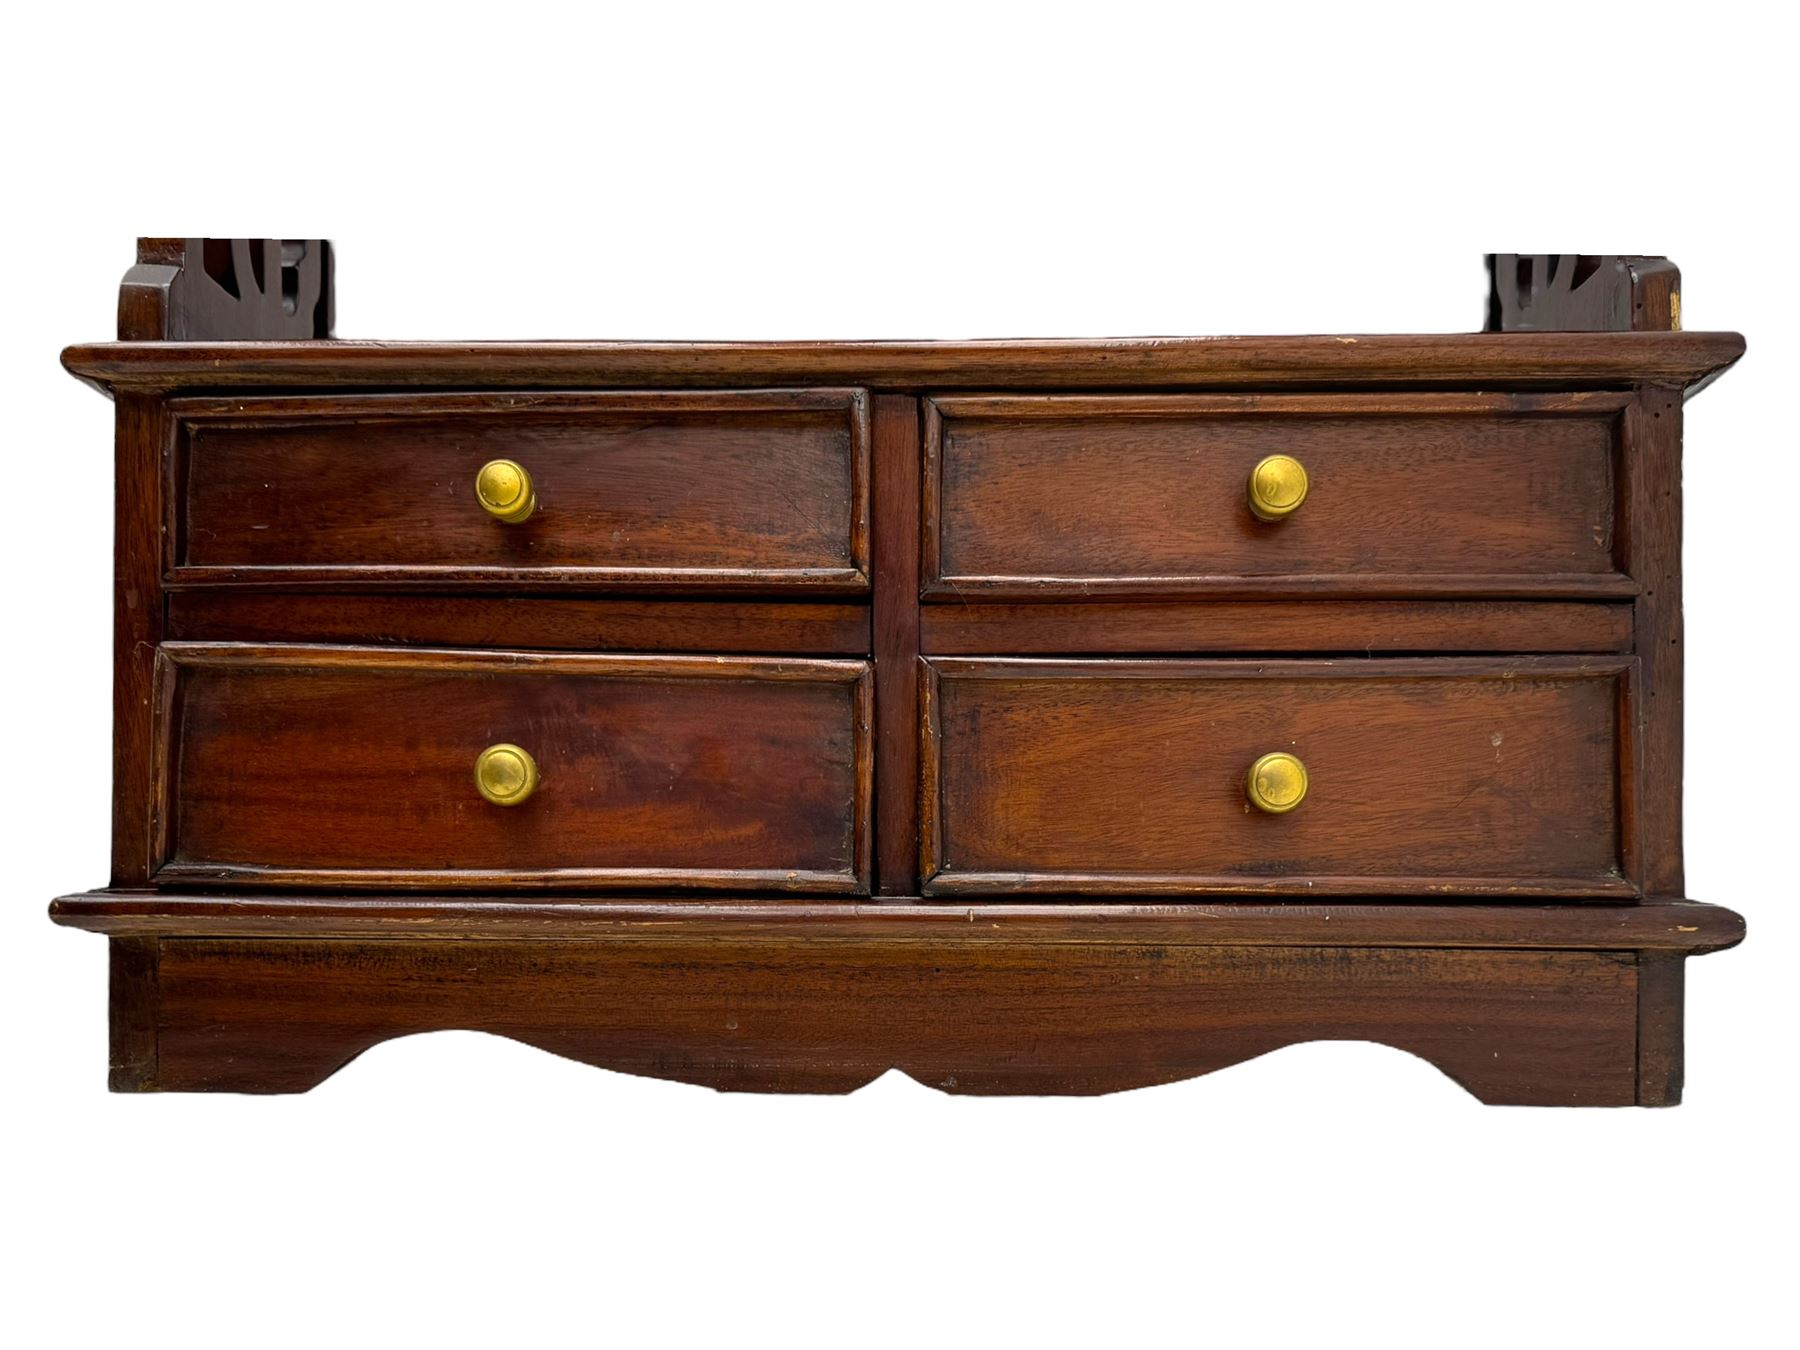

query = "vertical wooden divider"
[872, 395, 922, 895]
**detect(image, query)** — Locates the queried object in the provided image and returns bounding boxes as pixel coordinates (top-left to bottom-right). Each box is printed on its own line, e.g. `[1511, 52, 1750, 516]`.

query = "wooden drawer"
[150, 645, 872, 892]
[924, 393, 1630, 598]
[922, 657, 1635, 897]
[168, 390, 869, 590]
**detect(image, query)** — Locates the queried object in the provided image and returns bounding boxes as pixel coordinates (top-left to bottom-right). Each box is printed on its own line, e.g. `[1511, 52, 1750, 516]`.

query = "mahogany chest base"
[55, 893, 1742, 1104]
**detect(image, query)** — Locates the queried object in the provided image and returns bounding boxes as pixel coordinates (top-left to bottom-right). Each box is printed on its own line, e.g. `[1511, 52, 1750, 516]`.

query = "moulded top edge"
[60, 331, 1747, 398]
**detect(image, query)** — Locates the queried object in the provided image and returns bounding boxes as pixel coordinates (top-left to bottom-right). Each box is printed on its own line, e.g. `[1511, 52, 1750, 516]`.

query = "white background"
[5, 3, 1795, 1346]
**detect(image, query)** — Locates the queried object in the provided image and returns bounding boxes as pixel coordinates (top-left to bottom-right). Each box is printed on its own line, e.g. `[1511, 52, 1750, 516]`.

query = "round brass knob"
[1246, 751, 1308, 814]
[1247, 454, 1309, 521]
[475, 459, 537, 523]
[474, 743, 539, 806]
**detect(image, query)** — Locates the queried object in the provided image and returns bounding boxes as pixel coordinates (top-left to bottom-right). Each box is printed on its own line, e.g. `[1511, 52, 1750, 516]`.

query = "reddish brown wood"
[112, 935, 1639, 1103]
[107, 936, 159, 1092]
[68, 891, 1734, 1100]
[167, 593, 869, 655]
[1636, 953, 1687, 1106]
[111, 395, 166, 885]
[55, 892, 1747, 955]
[169, 391, 870, 592]
[52, 242, 1749, 1104]
[923, 657, 1635, 897]
[1622, 387, 1687, 897]
[61, 330, 1745, 395]
[925, 394, 1628, 599]
[920, 600, 1632, 655]
[118, 238, 334, 341]
[151, 645, 873, 893]
[871, 395, 922, 894]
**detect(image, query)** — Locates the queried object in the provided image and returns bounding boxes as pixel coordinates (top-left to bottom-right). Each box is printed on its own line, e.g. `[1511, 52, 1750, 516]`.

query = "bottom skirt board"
[52, 894, 1743, 1105]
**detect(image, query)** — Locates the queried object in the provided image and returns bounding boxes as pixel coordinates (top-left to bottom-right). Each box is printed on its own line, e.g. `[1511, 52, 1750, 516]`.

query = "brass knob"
[1247, 454, 1309, 521]
[474, 743, 539, 806]
[1246, 751, 1308, 814]
[475, 459, 537, 523]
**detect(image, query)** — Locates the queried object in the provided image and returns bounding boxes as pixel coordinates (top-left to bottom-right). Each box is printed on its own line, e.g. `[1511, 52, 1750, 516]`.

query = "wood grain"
[169, 390, 869, 591]
[872, 395, 922, 893]
[926, 394, 1627, 598]
[168, 593, 869, 655]
[121, 935, 1639, 1103]
[923, 657, 1635, 897]
[55, 892, 1748, 955]
[1623, 386, 1686, 896]
[111, 396, 167, 885]
[1635, 953, 1687, 1106]
[920, 600, 1631, 654]
[51, 242, 1750, 1106]
[107, 936, 159, 1092]
[151, 645, 873, 892]
[61, 330, 1746, 395]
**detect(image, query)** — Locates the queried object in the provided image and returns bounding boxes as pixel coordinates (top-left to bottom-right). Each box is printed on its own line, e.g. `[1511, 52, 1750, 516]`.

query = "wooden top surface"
[62, 330, 1745, 396]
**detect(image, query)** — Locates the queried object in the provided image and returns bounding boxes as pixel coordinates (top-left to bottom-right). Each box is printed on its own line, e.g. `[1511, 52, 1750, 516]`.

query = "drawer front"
[922, 657, 1634, 897]
[925, 393, 1629, 598]
[151, 645, 872, 891]
[170, 390, 869, 590]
